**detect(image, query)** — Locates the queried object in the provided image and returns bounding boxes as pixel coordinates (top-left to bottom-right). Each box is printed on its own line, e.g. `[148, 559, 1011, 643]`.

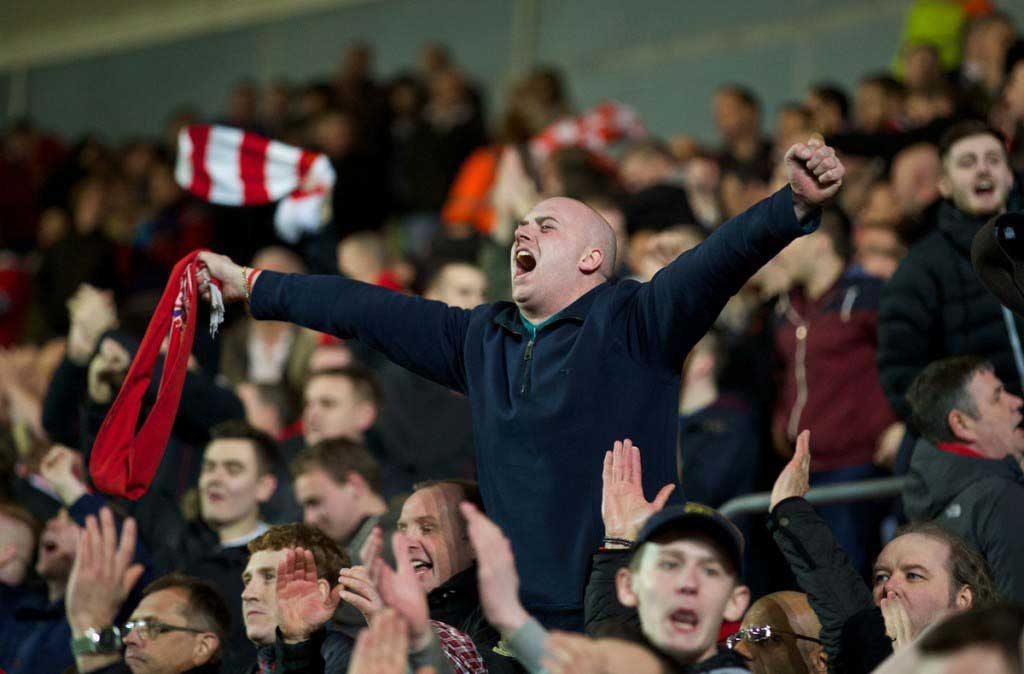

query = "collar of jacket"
[492, 282, 605, 335]
[936, 441, 986, 459]
[936, 200, 992, 257]
[428, 565, 478, 608]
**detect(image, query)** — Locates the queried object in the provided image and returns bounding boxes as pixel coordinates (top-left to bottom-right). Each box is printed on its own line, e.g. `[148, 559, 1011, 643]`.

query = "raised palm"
[376, 533, 431, 648]
[276, 548, 341, 642]
[601, 439, 675, 540]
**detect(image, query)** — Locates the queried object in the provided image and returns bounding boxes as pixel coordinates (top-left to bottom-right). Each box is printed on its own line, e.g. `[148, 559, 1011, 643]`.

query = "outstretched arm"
[198, 252, 472, 393]
[628, 139, 845, 372]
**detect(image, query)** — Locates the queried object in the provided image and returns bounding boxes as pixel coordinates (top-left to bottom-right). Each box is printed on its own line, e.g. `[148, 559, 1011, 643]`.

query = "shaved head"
[512, 196, 619, 322]
[738, 591, 827, 674]
[528, 196, 618, 275]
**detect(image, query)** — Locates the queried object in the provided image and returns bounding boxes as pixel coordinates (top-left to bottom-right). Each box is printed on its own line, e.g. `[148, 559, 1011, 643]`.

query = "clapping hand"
[460, 502, 530, 634]
[275, 547, 343, 644]
[65, 507, 144, 635]
[374, 532, 432, 651]
[339, 526, 385, 624]
[601, 439, 675, 542]
[770, 430, 811, 511]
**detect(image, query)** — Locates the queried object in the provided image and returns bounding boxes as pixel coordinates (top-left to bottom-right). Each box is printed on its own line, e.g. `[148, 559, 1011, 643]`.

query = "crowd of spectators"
[2, 2, 1024, 673]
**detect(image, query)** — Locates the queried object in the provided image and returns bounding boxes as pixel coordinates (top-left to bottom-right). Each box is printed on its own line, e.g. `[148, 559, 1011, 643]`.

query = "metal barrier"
[719, 476, 907, 518]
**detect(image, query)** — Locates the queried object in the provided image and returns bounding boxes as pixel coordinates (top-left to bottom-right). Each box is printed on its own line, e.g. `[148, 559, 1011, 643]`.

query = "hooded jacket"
[878, 189, 1024, 421]
[902, 438, 1024, 603]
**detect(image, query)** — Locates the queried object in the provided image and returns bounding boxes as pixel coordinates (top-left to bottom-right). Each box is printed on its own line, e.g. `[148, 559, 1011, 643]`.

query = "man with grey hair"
[904, 355, 1024, 604]
[198, 138, 845, 629]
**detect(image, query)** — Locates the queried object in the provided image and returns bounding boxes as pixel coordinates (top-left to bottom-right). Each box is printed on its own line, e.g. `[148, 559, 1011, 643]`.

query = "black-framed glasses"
[725, 624, 822, 650]
[123, 619, 207, 641]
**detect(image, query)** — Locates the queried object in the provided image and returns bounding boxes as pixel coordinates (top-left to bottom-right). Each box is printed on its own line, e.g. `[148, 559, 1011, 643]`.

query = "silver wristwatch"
[71, 626, 124, 656]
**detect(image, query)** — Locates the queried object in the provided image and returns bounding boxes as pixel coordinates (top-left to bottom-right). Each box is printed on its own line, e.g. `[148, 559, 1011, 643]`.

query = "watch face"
[98, 628, 120, 650]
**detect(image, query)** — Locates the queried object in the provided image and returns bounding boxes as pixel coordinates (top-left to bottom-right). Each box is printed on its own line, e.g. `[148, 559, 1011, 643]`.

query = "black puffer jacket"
[768, 498, 891, 674]
[878, 191, 1024, 421]
[903, 438, 1024, 603]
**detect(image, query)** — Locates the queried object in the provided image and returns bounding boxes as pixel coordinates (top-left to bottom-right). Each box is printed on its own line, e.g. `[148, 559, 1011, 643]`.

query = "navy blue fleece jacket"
[250, 187, 815, 616]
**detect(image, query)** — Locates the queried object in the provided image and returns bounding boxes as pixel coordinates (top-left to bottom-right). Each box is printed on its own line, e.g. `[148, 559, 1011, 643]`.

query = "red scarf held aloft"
[90, 251, 221, 499]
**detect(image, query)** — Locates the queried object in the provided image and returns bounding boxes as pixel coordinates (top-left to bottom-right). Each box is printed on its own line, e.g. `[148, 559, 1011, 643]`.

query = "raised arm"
[198, 252, 472, 393]
[767, 431, 889, 673]
[628, 139, 844, 371]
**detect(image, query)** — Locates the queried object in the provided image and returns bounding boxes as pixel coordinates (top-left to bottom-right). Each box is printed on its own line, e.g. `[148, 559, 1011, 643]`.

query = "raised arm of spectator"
[197, 252, 472, 393]
[585, 439, 674, 636]
[461, 501, 546, 672]
[767, 431, 888, 674]
[65, 507, 145, 674]
[630, 139, 844, 372]
[42, 284, 119, 446]
[41, 434, 188, 574]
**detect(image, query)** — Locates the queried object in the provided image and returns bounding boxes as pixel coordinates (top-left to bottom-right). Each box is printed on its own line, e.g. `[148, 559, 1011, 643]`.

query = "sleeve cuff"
[506, 617, 549, 674]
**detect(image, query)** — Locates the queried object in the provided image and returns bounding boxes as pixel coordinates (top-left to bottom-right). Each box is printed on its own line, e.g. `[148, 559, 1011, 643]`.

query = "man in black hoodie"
[903, 355, 1024, 604]
[878, 120, 1023, 421]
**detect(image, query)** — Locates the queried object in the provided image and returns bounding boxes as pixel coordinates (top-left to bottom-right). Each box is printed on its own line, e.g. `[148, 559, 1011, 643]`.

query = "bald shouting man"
[200, 139, 844, 629]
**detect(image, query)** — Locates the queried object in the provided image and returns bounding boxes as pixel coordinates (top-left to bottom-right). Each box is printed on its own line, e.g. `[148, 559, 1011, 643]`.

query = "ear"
[937, 173, 952, 200]
[954, 584, 973, 610]
[946, 409, 977, 443]
[723, 583, 751, 623]
[354, 400, 378, 432]
[256, 473, 278, 504]
[810, 645, 829, 674]
[192, 633, 220, 666]
[316, 577, 331, 600]
[578, 247, 605, 275]
[615, 567, 639, 608]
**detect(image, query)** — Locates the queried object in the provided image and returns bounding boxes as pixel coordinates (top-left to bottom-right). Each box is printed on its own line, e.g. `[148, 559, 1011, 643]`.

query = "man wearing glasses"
[63, 508, 231, 674]
[726, 591, 827, 674]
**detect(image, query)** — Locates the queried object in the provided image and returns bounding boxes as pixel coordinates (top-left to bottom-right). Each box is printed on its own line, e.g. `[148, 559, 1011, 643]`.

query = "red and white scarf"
[175, 124, 335, 242]
[530, 100, 647, 160]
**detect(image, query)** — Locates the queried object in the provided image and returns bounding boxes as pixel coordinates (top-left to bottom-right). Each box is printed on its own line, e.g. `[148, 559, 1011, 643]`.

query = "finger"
[303, 548, 319, 583]
[99, 508, 117, 569]
[613, 440, 626, 483]
[277, 549, 294, 595]
[85, 514, 102, 573]
[339, 565, 380, 594]
[362, 527, 382, 567]
[810, 154, 834, 176]
[326, 583, 344, 610]
[114, 517, 138, 576]
[339, 590, 377, 613]
[629, 441, 642, 485]
[391, 532, 413, 573]
[652, 483, 676, 511]
[790, 143, 812, 161]
[602, 450, 612, 487]
[122, 563, 145, 597]
[806, 137, 823, 148]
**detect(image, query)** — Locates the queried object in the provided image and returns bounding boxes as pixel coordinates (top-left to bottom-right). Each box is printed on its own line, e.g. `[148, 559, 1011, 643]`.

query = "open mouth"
[974, 178, 995, 197]
[41, 540, 58, 553]
[668, 609, 699, 633]
[411, 559, 433, 577]
[514, 250, 537, 278]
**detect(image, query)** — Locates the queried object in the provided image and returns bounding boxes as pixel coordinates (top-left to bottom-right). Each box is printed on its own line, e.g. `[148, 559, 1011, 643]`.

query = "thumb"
[326, 584, 344, 610]
[652, 484, 676, 511]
